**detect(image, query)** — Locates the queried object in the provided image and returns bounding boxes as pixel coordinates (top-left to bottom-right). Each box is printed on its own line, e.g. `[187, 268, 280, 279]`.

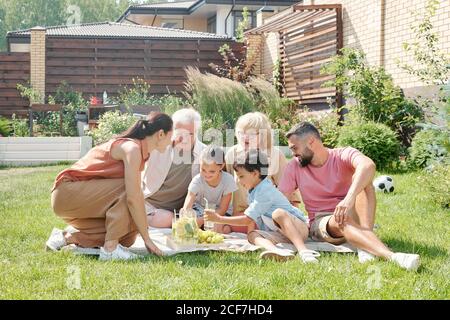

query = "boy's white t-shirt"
[188, 171, 238, 210]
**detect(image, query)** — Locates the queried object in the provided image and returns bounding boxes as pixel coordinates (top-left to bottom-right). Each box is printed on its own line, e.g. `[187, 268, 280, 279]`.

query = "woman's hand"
[145, 239, 164, 256]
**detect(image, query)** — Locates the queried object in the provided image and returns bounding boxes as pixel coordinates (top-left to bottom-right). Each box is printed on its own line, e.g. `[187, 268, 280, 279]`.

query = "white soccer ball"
[373, 175, 395, 193]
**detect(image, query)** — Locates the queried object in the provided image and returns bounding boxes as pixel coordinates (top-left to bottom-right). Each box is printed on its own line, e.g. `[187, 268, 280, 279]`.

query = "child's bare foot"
[214, 224, 232, 234]
[222, 225, 232, 234]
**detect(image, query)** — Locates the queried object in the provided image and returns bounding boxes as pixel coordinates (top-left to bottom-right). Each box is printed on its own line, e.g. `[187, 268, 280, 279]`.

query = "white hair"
[172, 108, 202, 135]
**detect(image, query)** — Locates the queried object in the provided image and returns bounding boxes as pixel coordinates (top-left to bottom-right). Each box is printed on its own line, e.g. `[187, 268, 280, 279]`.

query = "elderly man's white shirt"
[141, 138, 206, 199]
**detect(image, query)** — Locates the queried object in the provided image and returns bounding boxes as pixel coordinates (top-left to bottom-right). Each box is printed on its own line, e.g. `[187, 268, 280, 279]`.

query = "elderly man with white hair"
[142, 108, 206, 228]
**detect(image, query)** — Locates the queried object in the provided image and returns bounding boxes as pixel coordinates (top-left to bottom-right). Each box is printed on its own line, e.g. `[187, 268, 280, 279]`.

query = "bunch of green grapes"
[197, 230, 224, 244]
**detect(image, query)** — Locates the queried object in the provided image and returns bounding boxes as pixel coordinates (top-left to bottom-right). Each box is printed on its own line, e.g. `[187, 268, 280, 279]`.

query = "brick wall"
[30, 27, 46, 103]
[301, 0, 450, 89]
[261, 32, 279, 79]
[246, 34, 263, 75]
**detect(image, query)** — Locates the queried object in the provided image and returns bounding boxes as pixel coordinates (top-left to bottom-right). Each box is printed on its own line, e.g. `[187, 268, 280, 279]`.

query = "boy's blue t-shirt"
[244, 178, 307, 231]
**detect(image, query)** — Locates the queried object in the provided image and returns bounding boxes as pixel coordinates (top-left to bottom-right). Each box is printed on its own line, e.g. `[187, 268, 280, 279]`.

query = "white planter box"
[0, 136, 92, 166]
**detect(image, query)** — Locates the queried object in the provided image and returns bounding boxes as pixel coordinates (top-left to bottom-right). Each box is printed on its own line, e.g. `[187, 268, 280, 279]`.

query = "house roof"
[7, 22, 230, 41]
[133, 1, 198, 10]
[117, 0, 300, 22]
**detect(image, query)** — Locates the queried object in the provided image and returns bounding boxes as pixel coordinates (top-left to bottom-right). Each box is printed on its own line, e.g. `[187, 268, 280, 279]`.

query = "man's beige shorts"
[309, 212, 346, 245]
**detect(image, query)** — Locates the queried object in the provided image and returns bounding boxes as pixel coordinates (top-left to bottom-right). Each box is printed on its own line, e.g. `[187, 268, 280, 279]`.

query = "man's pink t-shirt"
[279, 147, 365, 223]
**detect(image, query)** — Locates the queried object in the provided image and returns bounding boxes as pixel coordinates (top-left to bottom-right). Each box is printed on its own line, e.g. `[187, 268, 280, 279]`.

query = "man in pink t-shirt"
[278, 122, 420, 271]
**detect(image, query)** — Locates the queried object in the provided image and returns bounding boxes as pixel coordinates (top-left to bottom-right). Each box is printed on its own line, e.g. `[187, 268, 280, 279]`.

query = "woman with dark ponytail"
[47, 112, 173, 260]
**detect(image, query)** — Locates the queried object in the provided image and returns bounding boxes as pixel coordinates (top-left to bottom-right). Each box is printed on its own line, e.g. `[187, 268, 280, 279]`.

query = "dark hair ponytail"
[119, 112, 173, 140]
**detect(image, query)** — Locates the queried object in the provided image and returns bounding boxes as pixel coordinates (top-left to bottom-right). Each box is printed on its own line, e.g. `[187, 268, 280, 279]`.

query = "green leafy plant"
[89, 111, 137, 145]
[17, 81, 88, 136]
[273, 58, 283, 96]
[338, 120, 401, 170]
[0, 116, 12, 137]
[154, 94, 186, 116]
[235, 6, 250, 43]
[209, 42, 258, 84]
[210, 8, 259, 84]
[398, 0, 450, 85]
[407, 129, 448, 169]
[47, 82, 88, 136]
[299, 108, 342, 149]
[113, 78, 154, 109]
[271, 107, 341, 148]
[16, 82, 42, 103]
[10, 114, 29, 137]
[17, 81, 60, 136]
[419, 163, 450, 209]
[321, 48, 423, 146]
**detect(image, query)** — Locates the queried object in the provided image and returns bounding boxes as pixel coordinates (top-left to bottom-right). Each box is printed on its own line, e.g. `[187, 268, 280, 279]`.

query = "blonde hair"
[235, 112, 273, 151]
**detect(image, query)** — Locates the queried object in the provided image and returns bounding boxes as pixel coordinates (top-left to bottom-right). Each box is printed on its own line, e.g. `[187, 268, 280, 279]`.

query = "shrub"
[272, 118, 295, 147]
[90, 111, 137, 145]
[399, 0, 450, 85]
[155, 94, 186, 116]
[113, 78, 155, 109]
[209, 42, 258, 84]
[18, 81, 89, 137]
[16, 82, 42, 103]
[46, 83, 88, 137]
[184, 67, 256, 131]
[0, 116, 12, 137]
[298, 108, 342, 148]
[235, 7, 251, 43]
[322, 48, 424, 146]
[407, 129, 449, 169]
[419, 164, 450, 209]
[271, 108, 341, 147]
[10, 114, 29, 137]
[338, 121, 401, 170]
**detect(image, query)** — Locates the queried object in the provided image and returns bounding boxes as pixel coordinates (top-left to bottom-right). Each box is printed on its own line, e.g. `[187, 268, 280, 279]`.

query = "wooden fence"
[45, 38, 241, 99]
[0, 38, 240, 117]
[0, 53, 30, 117]
[248, 4, 343, 109]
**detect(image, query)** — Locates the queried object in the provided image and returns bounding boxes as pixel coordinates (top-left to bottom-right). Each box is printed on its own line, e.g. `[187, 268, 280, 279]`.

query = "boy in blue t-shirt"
[205, 149, 320, 263]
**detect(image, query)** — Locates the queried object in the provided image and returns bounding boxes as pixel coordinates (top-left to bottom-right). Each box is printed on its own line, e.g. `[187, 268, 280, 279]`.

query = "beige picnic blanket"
[127, 228, 356, 256]
[63, 228, 356, 256]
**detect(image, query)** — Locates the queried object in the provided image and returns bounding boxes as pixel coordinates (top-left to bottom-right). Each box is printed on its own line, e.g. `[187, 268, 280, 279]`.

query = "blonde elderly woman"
[225, 112, 301, 233]
[142, 108, 206, 228]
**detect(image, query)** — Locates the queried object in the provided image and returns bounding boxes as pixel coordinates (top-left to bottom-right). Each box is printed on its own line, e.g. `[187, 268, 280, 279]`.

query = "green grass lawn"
[0, 165, 449, 299]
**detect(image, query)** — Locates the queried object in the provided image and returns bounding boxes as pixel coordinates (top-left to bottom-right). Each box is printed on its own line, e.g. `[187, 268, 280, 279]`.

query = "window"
[161, 18, 183, 29]
[233, 10, 256, 37]
[207, 15, 217, 34]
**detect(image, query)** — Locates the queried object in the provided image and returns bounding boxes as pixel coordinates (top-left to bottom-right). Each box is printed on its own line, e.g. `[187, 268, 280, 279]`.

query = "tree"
[67, 0, 130, 25]
[0, 0, 164, 51]
[0, 0, 68, 51]
[398, 0, 450, 85]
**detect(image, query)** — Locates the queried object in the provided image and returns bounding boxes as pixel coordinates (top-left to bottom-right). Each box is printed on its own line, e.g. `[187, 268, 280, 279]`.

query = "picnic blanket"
[63, 228, 356, 256]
